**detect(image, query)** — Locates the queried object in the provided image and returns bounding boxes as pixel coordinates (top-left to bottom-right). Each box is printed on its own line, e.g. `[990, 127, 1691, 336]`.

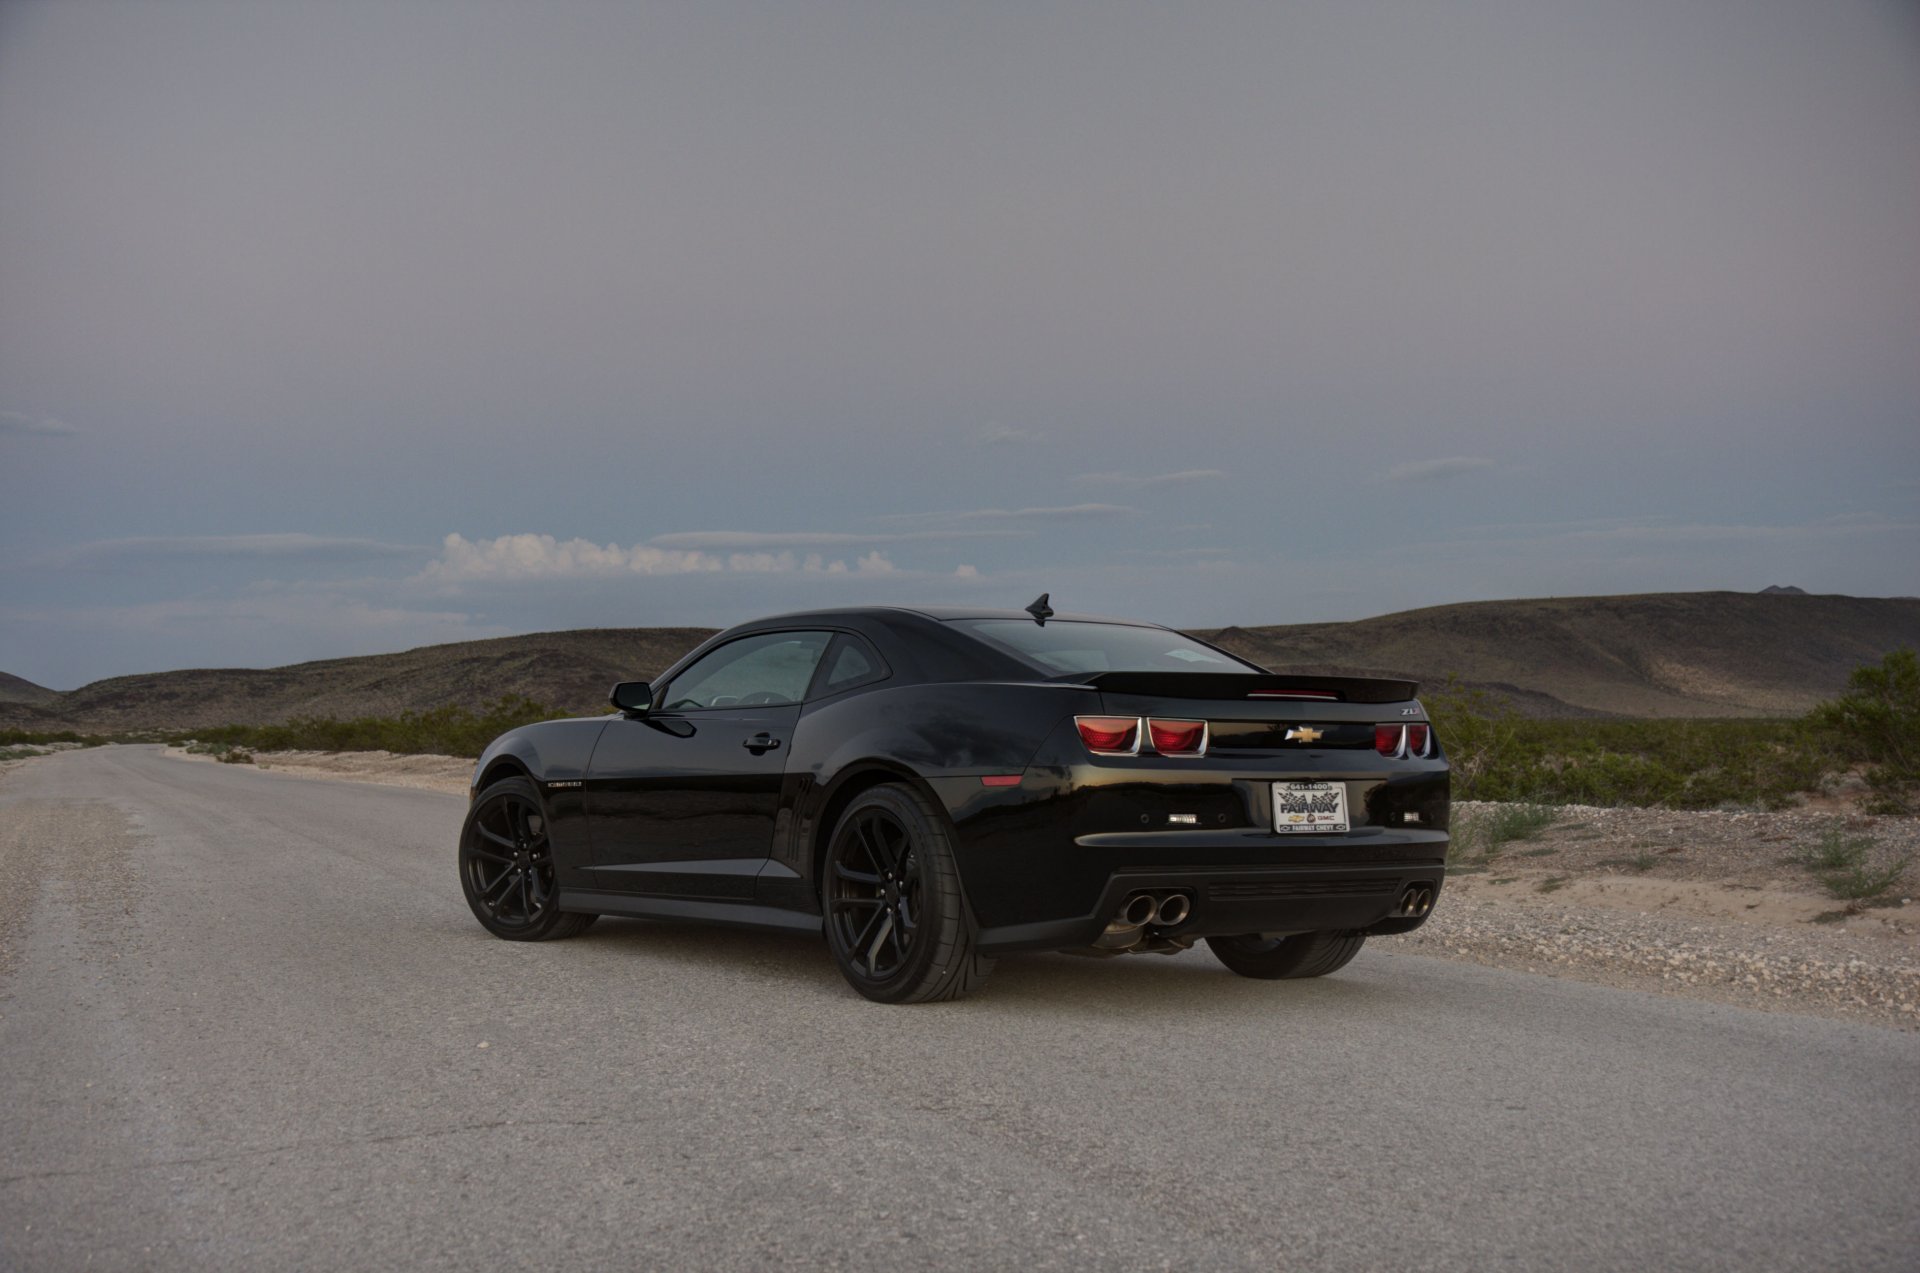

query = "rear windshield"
[956, 620, 1259, 676]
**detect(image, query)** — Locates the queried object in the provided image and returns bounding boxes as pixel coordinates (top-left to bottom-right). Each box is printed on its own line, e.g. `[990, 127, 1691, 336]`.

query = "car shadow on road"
[563, 916, 1407, 1013]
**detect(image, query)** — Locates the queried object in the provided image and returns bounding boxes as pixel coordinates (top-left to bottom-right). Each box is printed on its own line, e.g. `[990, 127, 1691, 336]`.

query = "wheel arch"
[476, 755, 535, 792]
[806, 761, 955, 900]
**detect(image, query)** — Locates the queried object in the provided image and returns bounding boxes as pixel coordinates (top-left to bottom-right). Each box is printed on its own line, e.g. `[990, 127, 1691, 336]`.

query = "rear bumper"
[974, 861, 1446, 954]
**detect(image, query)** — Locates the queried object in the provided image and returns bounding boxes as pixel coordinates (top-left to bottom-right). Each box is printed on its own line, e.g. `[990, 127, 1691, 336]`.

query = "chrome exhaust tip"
[1395, 884, 1435, 918]
[1154, 892, 1191, 927]
[1121, 892, 1158, 927]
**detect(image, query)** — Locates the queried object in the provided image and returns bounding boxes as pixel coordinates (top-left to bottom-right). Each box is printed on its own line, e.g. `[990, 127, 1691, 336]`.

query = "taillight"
[1406, 724, 1431, 757]
[1075, 716, 1141, 755]
[1374, 724, 1406, 757]
[1147, 718, 1207, 756]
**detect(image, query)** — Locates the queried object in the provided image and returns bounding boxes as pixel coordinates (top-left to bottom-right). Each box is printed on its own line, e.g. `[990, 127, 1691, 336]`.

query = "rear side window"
[817, 634, 887, 696]
[955, 620, 1258, 676]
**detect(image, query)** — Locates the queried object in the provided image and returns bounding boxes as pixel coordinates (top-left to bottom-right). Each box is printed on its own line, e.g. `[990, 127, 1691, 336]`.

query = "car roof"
[740, 605, 1168, 629]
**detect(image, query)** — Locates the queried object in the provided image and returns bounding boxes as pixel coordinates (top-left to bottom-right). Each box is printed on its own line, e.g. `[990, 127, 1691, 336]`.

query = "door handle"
[743, 733, 782, 753]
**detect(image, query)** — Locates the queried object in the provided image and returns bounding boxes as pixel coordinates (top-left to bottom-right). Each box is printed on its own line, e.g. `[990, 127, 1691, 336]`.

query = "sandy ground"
[31, 748, 1917, 1030]
[162, 745, 476, 794]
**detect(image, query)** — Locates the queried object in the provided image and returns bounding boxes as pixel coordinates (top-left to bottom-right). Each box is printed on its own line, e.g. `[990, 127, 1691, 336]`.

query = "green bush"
[1448, 802, 1559, 869]
[1426, 688, 1831, 810]
[1795, 826, 1911, 903]
[1808, 648, 1919, 814]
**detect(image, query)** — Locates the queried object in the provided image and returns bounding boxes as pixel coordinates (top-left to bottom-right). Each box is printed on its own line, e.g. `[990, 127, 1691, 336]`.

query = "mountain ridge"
[3, 591, 1915, 732]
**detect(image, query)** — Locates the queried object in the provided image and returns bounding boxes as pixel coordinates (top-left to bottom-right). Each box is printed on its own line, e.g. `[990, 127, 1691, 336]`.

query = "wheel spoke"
[484, 868, 521, 908]
[830, 895, 883, 912]
[866, 912, 895, 975]
[477, 825, 517, 851]
[854, 821, 886, 875]
[851, 905, 886, 953]
[834, 863, 881, 885]
[468, 843, 513, 865]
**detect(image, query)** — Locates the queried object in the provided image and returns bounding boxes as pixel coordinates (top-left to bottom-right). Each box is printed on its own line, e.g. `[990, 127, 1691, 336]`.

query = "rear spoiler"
[1077, 671, 1419, 704]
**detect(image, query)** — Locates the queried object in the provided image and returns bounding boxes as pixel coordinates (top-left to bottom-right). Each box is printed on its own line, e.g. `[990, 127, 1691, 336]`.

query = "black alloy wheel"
[1205, 929, 1366, 979]
[822, 784, 993, 1003]
[459, 776, 596, 941]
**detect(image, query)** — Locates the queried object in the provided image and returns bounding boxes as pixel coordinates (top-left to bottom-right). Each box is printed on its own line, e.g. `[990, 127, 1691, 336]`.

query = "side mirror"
[609, 681, 652, 715]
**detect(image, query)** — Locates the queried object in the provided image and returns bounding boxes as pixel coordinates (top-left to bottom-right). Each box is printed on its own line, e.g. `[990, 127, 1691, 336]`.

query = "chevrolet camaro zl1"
[459, 597, 1448, 1002]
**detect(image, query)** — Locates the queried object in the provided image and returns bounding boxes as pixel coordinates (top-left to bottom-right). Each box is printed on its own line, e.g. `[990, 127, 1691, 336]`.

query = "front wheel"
[822, 784, 994, 1003]
[459, 776, 597, 941]
[1206, 930, 1365, 979]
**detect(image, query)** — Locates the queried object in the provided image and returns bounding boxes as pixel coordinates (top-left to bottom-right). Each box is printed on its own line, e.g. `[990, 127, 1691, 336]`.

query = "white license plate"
[1272, 780, 1349, 834]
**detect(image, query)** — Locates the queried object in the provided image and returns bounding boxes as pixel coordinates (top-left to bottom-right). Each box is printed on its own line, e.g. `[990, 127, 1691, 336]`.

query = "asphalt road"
[2, 746, 1916, 1271]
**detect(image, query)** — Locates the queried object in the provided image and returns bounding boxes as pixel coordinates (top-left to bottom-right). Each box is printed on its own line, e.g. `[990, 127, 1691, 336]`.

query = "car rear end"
[949, 664, 1449, 956]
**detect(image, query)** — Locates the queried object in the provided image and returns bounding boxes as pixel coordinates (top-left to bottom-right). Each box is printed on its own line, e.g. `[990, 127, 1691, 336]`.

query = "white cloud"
[976, 424, 1044, 446]
[878, 503, 1134, 526]
[1070, 469, 1226, 489]
[0, 410, 78, 437]
[419, 532, 898, 585]
[54, 533, 423, 566]
[648, 528, 1017, 550]
[1385, 456, 1497, 482]
[651, 530, 884, 550]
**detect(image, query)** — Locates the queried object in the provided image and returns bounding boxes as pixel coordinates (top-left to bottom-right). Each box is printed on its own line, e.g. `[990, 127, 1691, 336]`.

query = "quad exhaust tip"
[1121, 893, 1158, 927]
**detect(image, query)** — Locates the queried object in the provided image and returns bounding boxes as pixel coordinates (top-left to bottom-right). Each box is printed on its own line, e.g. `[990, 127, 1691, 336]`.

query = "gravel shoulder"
[136, 751, 1920, 1031]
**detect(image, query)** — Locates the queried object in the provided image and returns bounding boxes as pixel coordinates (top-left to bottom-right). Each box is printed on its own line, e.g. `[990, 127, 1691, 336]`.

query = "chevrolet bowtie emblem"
[1285, 726, 1324, 743]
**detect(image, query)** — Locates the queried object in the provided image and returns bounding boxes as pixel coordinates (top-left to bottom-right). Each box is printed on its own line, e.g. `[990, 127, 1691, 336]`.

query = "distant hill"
[0, 671, 59, 706]
[0, 628, 716, 733]
[1193, 591, 1920, 718]
[4, 591, 1916, 733]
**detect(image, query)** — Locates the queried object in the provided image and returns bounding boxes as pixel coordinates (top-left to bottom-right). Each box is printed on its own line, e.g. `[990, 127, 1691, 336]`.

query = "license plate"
[1272, 780, 1349, 834]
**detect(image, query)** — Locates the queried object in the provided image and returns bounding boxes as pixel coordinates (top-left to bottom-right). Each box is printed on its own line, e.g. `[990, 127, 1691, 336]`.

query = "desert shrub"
[182, 695, 577, 759]
[1428, 692, 1830, 810]
[1795, 826, 1911, 903]
[1424, 679, 1522, 796]
[1808, 648, 1919, 814]
[1448, 803, 1558, 868]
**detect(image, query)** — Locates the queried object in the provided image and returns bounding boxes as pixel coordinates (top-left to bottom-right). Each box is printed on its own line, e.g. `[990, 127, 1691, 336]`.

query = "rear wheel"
[822, 784, 994, 1003]
[460, 776, 597, 941]
[1206, 930, 1365, 979]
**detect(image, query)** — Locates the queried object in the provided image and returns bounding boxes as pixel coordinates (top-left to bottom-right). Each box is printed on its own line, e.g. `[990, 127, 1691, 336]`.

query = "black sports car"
[459, 597, 1448, 1002]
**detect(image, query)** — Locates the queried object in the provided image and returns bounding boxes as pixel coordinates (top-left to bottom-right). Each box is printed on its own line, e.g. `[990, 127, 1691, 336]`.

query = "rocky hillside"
[5, 591, 1916, 732]
[0, 671, 59, 706]
[1193, 591, 1920, 717]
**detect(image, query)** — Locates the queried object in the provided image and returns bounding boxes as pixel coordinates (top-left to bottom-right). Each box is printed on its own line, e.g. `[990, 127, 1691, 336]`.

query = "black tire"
[1205, 930, 1366, 979]
[460, 776, 597, 942]
[822, 783, 994, 1003]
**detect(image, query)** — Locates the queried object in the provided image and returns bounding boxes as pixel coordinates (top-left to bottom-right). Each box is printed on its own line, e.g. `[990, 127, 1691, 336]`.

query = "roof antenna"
[1025, 592, 1054, 624]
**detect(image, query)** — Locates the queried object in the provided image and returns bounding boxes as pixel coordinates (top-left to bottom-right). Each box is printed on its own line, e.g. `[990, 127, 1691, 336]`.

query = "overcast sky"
[3, 0, 1917, 688]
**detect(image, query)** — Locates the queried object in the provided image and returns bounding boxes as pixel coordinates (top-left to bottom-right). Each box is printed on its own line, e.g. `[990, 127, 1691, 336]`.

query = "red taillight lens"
[1406, 724, 1431, 757]
[1075, 716, 1141, 755]
[1147, 718, 1207, 756]
[1374, 724, 1406, 757]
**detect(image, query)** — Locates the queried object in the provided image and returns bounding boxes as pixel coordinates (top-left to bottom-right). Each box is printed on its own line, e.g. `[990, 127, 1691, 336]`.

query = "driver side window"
[661, 631, 832, 710]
